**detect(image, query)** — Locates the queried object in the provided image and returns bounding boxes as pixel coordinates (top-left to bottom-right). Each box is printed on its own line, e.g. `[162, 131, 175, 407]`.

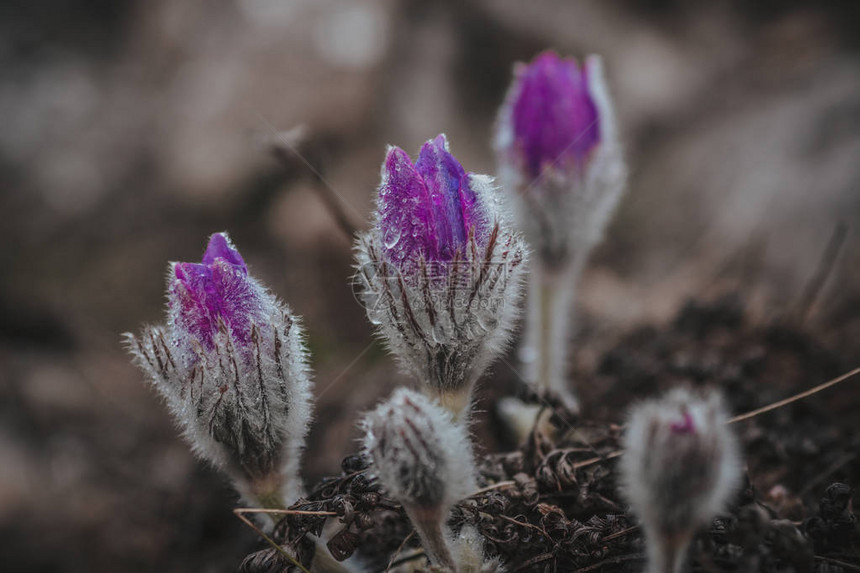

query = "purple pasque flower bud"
[494, 52, 626, 416]
[620, 387, 742, 573]
[355, 135, 527, 418]
[362, 387, 478, 571]
[495, 51, 625, 267]
[126, 232, 313, 513]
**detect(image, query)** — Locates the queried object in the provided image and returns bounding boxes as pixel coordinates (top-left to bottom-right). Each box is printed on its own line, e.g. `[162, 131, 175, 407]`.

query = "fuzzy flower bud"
[355, 135, 527, 417]
[620, 388, 742, 573]
[494, 52, 626, 414]
[362, 388, 478, 571]
[495, 51, 625, 268]
[126, 232, 313, 512]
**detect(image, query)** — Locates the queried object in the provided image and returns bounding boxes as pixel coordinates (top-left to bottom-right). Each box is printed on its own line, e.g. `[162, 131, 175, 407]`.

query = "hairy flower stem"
[537, 277, 558, 395]
[408, 507, 458, 572]
[250, 476, 288, 520]
[435, 386, 472, 423]
[648, 531, 692, 573]
[522, 260, 579, 413]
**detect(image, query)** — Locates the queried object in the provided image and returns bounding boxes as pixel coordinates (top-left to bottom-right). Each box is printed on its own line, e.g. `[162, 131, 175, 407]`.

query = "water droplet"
[383, 226, 401, 249]
[367, 310, 382, 326]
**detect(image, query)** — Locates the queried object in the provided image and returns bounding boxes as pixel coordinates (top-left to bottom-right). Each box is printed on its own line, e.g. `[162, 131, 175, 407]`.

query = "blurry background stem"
[522, 260, 578, 412]
[268, 128, 363, 240]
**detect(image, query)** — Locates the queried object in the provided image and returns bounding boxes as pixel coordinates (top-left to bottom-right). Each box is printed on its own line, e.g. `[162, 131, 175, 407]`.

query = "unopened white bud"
[620, 387, 742, 573]
[362, 388, 478, 571]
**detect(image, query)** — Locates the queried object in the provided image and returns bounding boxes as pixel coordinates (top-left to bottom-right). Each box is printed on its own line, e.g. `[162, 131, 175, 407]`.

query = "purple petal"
[457, 173, 485, 244]
[170, 238, 262, 350]
[205, 259, 261, 345]
[172, 263, 217, 348]
[670, 412, 696, 434]
[378, 136, 489, 270]
[201, 232, 246, 270]
[415, 135, 468, 259]
[378, 146, 437, 265]
[511, 51, 600, 178]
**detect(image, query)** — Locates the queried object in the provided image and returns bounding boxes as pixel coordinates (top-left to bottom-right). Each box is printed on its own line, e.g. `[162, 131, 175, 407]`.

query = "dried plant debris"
[241, 298, 859, 572]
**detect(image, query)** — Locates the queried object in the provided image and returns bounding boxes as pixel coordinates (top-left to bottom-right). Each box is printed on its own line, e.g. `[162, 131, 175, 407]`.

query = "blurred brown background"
[1, 1, 859, 571]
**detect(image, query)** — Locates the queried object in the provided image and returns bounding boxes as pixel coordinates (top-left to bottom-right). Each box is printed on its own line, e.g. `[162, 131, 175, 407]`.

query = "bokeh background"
[1, 1, 859, 571]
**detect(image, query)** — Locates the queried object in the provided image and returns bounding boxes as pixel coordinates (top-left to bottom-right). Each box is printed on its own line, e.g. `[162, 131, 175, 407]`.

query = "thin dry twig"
[572, 450, 623, 470]
[235, 508, 338, 517]
[800, 452, 858, 497]
[385, 530, 415, 573]
[729, 366, 860, 424]
[233, 509, 311, 573]
[470, 480, 516, 497]
[384, 549, 427, 571]
[554, 365, 860, 473]
[815, 556, 860, 572]
[499, 514, 553, 541]
[602, 525, 639, 542]
[573, 553, 644, 573]
[513, 552, 554, 572]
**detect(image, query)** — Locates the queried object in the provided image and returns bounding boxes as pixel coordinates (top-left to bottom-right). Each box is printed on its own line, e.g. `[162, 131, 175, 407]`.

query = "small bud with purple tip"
[620, 387, 742, 573]
[126, 232, 313, 515]
[494, 51, 627, 414]
[362, 388, 481, 572]
[355, 134, 527, 417]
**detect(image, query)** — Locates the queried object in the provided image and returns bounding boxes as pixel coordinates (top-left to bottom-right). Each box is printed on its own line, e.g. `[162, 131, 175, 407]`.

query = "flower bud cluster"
[120, 47, 764, 573]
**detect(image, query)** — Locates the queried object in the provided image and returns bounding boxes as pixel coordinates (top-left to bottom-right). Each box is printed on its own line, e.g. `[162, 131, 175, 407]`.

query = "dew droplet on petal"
[383, 226, 401, 249]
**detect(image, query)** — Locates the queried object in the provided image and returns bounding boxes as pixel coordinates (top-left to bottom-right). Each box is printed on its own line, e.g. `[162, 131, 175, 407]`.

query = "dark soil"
[243, 297, 860, 572]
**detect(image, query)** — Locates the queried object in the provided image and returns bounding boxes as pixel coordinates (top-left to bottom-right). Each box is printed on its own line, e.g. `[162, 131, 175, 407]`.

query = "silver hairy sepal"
[355, 215, 527, 416]
[126, 305, 313, 508]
